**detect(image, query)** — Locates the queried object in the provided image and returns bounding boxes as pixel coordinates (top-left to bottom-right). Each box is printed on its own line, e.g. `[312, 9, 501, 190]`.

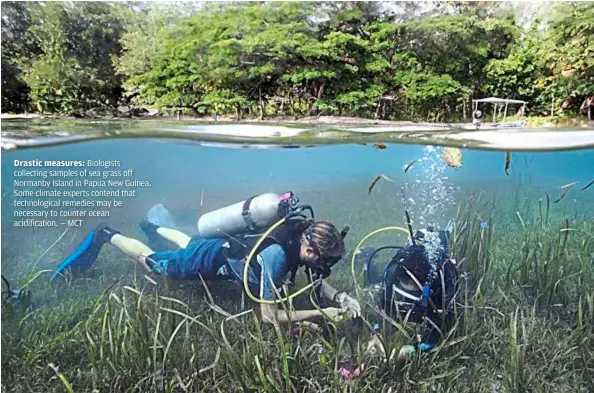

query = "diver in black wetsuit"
[360, 226, 459, 360]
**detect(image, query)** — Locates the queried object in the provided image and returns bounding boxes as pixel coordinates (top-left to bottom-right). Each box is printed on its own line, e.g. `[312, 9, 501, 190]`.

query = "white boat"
[467, 97, 528, 130]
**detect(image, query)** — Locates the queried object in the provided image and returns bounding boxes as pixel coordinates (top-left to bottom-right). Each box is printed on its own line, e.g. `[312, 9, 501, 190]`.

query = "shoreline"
[3, 112, 594, 153]
[0, 112, 441, 126]
[2, 112, 593, 129]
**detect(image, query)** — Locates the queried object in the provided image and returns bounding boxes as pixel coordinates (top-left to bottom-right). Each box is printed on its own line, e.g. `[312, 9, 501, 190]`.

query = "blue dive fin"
[51, 230, 98, 281]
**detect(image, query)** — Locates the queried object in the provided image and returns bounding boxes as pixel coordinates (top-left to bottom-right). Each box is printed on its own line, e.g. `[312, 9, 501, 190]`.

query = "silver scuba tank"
[197, 193, 290, 238]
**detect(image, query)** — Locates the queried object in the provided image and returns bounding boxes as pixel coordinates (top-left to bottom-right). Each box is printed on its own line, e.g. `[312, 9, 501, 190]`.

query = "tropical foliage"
[2, 1, 592, 120]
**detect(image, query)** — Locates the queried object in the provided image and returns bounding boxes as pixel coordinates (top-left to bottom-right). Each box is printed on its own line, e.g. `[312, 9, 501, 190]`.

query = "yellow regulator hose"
[350, 226, 411, 299]
[243, 216, 316, 304]
[244, 218, 412, 305]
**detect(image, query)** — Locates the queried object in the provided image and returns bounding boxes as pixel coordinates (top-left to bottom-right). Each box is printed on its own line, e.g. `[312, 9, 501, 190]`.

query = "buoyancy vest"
[221, 216, 311, 283]
[378, 250, 459, 324]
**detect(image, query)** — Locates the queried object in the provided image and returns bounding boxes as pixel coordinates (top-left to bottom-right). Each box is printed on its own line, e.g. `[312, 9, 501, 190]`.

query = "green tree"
[1, 1, 38, 112]
[534, 2, 594, 117]
[3, 0, 590, 121]
[21, 2, 125, 115]
[113, 1, 202, 108]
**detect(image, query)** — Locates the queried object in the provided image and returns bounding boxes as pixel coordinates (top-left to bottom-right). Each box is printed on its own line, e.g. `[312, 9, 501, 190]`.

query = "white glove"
[397, 345, 416, 361]
[335, 292, 361, 318]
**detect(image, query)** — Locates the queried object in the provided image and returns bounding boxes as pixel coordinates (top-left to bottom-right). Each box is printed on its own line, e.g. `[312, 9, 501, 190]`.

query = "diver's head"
[300, 221, 345, 266]
[396, 245, 431, 290]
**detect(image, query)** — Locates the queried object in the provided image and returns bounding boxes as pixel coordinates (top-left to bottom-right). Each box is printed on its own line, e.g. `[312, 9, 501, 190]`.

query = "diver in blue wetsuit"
[361, 226, 459, 360]
[52, 193, 361, 328]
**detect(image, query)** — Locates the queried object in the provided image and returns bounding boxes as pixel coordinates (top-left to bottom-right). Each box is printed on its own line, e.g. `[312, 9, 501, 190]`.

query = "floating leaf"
[580, 179, 594, 191]
[404, 158, 420, 173]
[554, 181, 579, 203]
[443, 147, 463, 168]
[368, 174, 397, 195]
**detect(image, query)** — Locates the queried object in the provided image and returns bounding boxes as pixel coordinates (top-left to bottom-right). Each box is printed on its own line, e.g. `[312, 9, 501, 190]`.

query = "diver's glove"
[398, 343, 434, 360]
[334, 292, 361, 318]
[398, 345, 416, 361]
[144, 257, 165, 275]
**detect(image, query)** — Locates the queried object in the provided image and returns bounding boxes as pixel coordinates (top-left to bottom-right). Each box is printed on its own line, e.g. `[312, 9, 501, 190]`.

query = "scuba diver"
[472, 109, 483, 126]
[359, 214, 459, 361]
[51, 192, 361, 327]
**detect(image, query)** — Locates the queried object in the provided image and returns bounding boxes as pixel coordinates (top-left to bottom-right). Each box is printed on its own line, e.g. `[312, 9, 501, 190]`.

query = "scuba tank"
[197, 192, 301, 238]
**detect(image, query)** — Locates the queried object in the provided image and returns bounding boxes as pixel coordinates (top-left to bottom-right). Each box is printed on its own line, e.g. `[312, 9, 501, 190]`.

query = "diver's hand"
[335, 292, 361, 318]
[321, 307, 346, 322]
[365, 335, 385, 356]
[298, 321, 322, 332]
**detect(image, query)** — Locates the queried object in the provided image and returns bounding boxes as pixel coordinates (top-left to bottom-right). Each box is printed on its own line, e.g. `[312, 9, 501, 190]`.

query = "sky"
[137, 0, 550, 29]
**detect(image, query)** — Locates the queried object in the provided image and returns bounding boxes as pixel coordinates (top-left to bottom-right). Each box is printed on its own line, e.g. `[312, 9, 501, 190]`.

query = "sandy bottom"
[158, 124, 594, 151]
[345, 125, 450, 132]
[158, 124, 307, 137]
[435, 129, 594, 150]
[2, 114, 594, 151]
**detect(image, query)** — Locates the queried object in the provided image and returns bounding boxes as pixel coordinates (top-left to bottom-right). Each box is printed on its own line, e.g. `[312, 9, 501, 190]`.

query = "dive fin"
[140, 204, 178, 251]
[145, 203, 177, 228]
[51, 224, 116, 281]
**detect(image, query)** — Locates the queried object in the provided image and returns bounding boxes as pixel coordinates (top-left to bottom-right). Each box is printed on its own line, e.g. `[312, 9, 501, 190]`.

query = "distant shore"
[0, 112, 422, 125]
[1, 112, 592, 129]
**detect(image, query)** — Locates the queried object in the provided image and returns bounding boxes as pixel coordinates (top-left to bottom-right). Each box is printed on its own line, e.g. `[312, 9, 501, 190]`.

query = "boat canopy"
[472, 96, 528, 124]
[472, 97, 527, 105]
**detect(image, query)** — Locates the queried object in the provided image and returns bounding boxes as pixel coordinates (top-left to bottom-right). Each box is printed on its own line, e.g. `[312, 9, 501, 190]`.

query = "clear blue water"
[4, 138, 594, 189]
[2, 138, 593, 285]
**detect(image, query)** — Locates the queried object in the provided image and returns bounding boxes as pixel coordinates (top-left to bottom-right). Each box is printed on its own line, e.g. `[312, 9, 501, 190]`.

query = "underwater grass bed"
[2, 197, 593, 393]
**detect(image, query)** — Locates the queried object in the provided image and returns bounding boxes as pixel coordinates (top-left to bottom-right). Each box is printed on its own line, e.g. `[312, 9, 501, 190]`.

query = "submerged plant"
[2, 195, 593, 393]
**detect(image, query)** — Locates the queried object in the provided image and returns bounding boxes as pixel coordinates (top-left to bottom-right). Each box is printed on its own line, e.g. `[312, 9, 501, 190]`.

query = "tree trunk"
[234, 103, 241, 121]
[317, 82, 325, 99]
[280, 96, 285, 117]
[258, 87, 264, 120]
[306, 100, 315, 116]
[374, 99, 382, 119]
[462, 99, 467, 121]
